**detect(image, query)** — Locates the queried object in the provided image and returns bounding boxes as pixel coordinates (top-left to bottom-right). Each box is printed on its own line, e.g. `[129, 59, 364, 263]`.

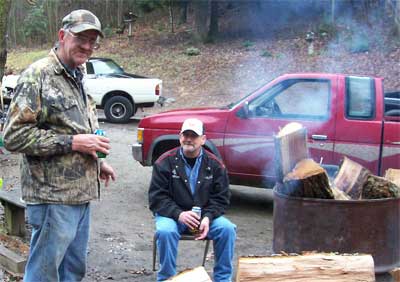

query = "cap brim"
[69, 24, 104, 38]
[181, 129, 202, 136]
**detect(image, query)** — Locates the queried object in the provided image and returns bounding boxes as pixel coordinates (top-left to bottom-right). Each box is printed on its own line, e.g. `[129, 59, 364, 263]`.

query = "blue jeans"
[155, 215, 236, 282]
[24, 203, 91, 282]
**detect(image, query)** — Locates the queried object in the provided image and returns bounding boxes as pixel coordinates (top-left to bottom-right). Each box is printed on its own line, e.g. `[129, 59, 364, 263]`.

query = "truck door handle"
[391, 141, 400, 145]
[312, 134, 328, 140]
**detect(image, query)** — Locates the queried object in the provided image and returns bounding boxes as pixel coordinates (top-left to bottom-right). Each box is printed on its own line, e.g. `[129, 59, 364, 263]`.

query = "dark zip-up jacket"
[149, 147, 230, 223]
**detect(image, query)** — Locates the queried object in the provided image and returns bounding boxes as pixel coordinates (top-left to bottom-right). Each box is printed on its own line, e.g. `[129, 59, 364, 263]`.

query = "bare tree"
[207, 0, 218, 41]
[179, 0, 189, 24]
[193, 0, 209, 42]
[0, 0, 11, 80]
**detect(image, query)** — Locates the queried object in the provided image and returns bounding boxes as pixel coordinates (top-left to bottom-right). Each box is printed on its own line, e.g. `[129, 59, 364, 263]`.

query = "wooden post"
[2, 201, 26, 237]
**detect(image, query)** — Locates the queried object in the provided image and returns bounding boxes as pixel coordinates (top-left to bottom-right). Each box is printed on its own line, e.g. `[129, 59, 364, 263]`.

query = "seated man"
[149, 118, 236, 282]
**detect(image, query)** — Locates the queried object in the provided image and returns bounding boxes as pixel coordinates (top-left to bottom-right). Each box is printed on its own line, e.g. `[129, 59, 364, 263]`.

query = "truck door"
[333, 76, 383, 174]
[224, 77, 337, 187]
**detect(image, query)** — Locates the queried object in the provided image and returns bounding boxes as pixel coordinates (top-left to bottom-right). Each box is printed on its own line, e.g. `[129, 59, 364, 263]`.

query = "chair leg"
[153, 234, 157, 271]
[202, 239, 211, 266]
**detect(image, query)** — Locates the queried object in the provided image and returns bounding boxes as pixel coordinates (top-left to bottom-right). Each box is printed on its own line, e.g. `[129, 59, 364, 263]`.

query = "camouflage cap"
[62, 9, 104, 38]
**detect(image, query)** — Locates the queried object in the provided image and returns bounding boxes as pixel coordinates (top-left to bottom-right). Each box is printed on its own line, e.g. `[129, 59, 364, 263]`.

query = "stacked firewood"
[275, 123, 400, 200]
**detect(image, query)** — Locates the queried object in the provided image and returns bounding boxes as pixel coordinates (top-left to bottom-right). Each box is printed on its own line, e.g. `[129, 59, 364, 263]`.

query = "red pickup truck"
[132, 73, 400, 188]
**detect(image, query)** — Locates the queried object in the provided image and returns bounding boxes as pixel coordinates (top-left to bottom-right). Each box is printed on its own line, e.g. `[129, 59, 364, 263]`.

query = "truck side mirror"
[237, 101, 250, 119]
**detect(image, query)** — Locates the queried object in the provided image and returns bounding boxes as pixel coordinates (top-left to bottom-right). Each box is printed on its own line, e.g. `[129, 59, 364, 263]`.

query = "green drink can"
[94, 129, 107, 158]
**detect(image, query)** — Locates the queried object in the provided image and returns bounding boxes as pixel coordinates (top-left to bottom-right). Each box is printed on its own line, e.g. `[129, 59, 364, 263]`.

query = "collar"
[179, 147, 204, 161]
[50, 48, 85, 77]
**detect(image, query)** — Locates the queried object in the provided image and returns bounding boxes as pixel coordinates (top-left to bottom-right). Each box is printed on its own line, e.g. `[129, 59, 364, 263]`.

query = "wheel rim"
[110, 102, 127, 119]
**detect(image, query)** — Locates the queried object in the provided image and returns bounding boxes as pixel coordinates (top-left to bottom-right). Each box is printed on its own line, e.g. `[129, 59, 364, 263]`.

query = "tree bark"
[179, 0, 189, 24]
[193, 0, 209, 42]
[207, 0, 218, 41]
[0, 0, 11, 81]
[283, 158, 333, 199]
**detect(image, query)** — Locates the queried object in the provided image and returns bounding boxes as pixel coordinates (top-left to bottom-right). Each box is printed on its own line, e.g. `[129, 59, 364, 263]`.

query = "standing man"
[3, 10, 116, 282]
[149, 118, 236, 282]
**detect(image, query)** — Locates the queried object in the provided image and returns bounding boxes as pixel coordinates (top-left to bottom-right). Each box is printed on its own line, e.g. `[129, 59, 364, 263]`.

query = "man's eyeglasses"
[66, 30, 100, 50]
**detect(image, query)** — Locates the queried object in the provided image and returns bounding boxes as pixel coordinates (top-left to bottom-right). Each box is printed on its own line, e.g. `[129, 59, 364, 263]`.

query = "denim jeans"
[155, 215, 236, 282]
[24, 203, 91, 282]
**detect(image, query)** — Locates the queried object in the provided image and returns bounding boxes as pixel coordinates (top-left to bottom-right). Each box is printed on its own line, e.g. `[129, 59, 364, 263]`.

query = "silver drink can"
[191, 206, 202, 235]
[192, 206, 201, 217]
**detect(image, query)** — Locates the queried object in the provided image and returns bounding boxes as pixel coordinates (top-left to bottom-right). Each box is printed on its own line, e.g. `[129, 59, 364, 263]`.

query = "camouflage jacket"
[3, 49, 100, 204]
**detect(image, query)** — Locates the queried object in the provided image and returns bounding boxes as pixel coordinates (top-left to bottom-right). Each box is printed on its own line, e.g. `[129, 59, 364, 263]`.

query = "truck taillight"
[137, 128, 144, 144]
[155, 84, 160, 96]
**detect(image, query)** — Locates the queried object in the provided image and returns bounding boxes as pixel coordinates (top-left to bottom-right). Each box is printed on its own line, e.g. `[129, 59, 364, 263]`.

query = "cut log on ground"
[274, 122, 308, 183]
[333, 157, 370, 199]
[166, 266, 212, 282]
[236, 253, 375, 282]
[362, 174, 399, 199]
[385, 168, 400, 188]
[282, 159, 333, 199]
[390, 267, 400, 282]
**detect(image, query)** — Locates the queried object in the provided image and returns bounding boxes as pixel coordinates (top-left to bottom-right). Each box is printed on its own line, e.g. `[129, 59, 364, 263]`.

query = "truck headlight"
[137, 128, 144, 144]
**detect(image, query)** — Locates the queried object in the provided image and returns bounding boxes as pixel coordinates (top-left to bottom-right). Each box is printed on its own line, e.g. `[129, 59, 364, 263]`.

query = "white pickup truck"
[1, 57, 163, 123]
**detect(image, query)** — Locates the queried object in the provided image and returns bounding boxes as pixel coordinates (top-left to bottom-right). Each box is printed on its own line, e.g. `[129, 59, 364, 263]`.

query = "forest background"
[0, 0, 400, 110]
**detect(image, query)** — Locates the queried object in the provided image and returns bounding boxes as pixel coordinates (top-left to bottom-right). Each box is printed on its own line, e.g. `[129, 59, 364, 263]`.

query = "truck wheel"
[104, 96, 134, 123]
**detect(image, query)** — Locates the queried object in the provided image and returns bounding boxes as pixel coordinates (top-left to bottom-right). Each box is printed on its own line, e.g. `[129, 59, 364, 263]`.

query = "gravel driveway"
[0, 116, 393, 281]
[82, 119, 275, 281]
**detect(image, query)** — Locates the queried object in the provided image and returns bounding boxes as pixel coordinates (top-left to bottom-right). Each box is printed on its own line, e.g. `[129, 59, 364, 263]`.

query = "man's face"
[58, 29, 99, 68]
[179, 130, 206, 158]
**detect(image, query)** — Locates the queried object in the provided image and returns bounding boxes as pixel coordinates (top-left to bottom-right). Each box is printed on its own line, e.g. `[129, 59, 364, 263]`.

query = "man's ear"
[201, 135, 206, 145]
[58, 29, 66, 43]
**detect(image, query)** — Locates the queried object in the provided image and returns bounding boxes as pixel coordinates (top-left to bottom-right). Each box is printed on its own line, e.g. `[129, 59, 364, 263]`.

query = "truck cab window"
[346, 76, 375, 119]
[249, 79, 330, 120]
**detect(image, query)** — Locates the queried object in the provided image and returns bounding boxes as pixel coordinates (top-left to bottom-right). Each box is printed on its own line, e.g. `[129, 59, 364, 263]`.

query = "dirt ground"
[0, 112, 395, 281]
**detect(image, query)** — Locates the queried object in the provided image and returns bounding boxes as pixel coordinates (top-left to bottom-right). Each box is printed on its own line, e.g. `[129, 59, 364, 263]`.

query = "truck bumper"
[131, 143, 143, 163]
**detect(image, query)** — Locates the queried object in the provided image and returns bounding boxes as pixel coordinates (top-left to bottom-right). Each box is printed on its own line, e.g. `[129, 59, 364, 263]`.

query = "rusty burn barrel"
[273, 185, 400, 273]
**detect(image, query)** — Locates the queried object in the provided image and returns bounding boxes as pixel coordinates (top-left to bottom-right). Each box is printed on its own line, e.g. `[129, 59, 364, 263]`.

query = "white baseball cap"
[180, 118, 204, 136]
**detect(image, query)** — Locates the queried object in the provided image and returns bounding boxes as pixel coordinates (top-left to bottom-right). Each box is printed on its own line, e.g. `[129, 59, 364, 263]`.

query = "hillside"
[5, 16, 400, 114]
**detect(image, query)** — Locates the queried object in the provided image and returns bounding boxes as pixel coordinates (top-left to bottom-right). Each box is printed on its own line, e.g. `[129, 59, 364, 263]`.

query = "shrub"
[185, 47, 200, 56]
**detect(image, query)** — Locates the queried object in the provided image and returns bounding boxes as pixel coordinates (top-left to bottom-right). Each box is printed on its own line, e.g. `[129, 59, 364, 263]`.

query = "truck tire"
[104, 96, 134, 123]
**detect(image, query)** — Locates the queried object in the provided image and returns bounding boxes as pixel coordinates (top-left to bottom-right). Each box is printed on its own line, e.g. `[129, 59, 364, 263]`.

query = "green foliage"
[242, 40, 254, 50]
[22, 4, 48, 43]
[103, 26, 114, 38]
[260, 50, 273, 57]
[185, 47, 200, 56]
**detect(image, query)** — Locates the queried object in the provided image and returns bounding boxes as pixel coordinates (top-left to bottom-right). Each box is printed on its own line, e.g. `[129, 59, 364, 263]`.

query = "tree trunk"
[193, 0, 209, 42]
[179, 0, 189, 24]
[0, 0, 11, 81]
[207, 0, 218, 41]
[169, 0, 174, 33]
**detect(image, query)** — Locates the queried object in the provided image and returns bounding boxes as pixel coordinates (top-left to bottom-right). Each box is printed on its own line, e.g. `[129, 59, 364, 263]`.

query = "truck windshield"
[90, 59, 125, 75]
[227, 79, 274, 109]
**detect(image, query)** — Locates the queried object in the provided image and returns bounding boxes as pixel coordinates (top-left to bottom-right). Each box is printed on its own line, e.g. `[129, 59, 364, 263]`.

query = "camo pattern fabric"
[3, 49, 100, 204]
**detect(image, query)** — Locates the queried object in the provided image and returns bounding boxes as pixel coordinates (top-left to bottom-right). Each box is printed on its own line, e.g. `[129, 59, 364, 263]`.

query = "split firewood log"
[333, 157, 370, 199]
[385, 168, 400, 188]
[283, 158, 333, 199]
[390, 267, 400, 282]
[166, 266, 212, 282]
[362, 174, 399, 199]
[274, 122, 308, 183]
[236, 252, 375, 282]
